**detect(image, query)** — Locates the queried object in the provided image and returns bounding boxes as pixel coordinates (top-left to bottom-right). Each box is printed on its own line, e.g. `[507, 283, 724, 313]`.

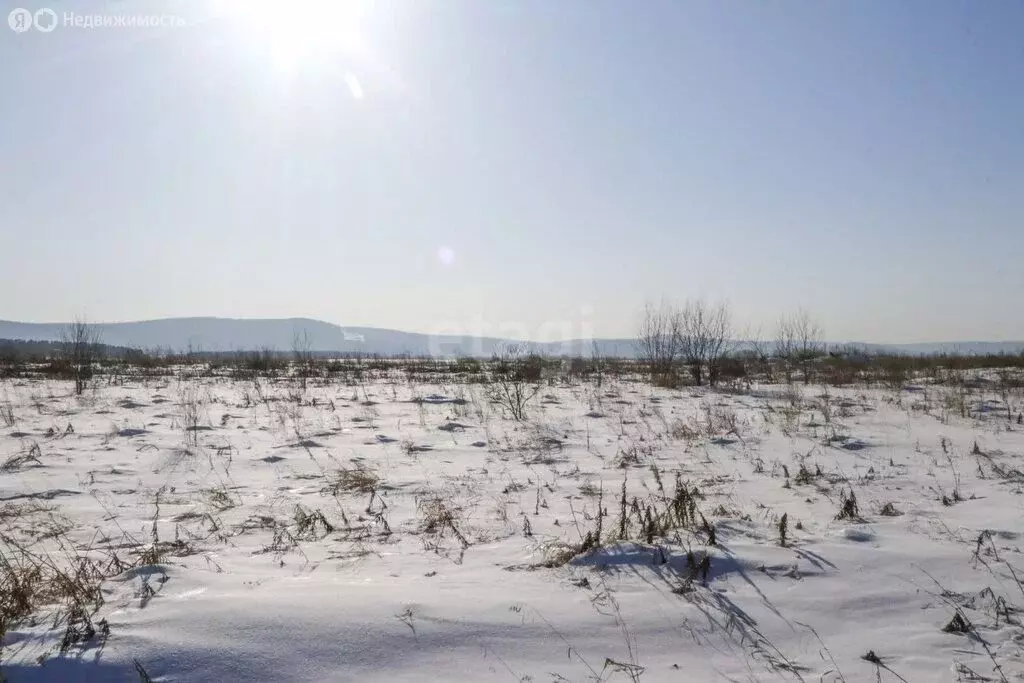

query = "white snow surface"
[1, 373, 1023, 682]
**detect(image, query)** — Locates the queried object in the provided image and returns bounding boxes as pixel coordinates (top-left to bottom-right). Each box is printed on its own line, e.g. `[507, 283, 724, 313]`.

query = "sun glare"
[220, 0, 367, 71]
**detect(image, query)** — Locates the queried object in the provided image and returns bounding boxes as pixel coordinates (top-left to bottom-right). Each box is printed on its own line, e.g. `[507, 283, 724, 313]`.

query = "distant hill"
[0, 318, 498, 357]
[0, 318, 606, 357]
[0, 318, 1021, 358]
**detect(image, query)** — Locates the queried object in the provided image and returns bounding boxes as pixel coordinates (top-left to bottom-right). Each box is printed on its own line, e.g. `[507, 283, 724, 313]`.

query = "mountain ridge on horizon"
[1, 317, 1022, 358]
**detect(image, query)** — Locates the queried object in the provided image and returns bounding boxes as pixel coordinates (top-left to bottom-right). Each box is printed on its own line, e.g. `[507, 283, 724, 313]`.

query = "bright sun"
[219, 0, 367, 71]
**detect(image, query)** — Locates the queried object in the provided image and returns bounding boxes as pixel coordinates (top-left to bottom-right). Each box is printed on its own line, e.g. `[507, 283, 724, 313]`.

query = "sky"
[1, 0, 1022, 343]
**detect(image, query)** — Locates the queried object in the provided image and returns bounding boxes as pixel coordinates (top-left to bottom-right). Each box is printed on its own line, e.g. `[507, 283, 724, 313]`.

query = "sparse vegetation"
[486, 345, 542, 420]
[60, 318, 104, 396]
[0, 342, 1022, 681]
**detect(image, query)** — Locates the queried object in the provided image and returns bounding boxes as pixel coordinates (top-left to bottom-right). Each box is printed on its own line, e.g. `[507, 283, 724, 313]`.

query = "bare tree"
[679, 300, 733, 386]
[746, 326, 775, 382]
[487, 344, 541, 420]
[590, 339, 606, 389]
[995, 368, 1020, 423]
[61, 317, 103, 395]
[635, 300, 682, 386]
[776, 309, 823, 385]
[292, 330, 316, 393]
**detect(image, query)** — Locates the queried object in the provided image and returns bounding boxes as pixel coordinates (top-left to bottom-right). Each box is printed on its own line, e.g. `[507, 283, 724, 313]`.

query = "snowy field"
[2, 368, 1024, 682]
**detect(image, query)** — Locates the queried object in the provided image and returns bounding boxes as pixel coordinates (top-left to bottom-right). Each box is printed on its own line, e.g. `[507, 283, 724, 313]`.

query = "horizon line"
[2, 316, 1024, 348]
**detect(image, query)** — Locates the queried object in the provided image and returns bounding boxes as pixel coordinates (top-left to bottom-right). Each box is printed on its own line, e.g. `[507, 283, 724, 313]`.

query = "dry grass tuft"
[1, 441, 42, 472]
[324, 465, 380, 495]
[417, 496, 470, 550]
[0, 401, 15, 428]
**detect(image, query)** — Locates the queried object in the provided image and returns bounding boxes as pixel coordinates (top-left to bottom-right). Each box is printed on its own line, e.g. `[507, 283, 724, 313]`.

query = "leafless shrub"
[700, 402, 741, 437]
[636, 299, 734, 387]
[939, 383, 969, 421]
[668, 418, 700, 443]
[636, 300, 682, 387]
[994, 369, 1021, 422]
[61, 318, 104, 396]
[747, 328, 776, 382]
[777, 309, 823, 385]
[176, 381, 203, 447]
[292, 330, 318, 393]
[487, 345, 541, 421]
[678, 299, 733, 387]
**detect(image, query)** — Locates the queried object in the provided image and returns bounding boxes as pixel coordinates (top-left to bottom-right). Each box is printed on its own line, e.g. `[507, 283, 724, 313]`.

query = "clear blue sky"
[1, 0, 1022, 343]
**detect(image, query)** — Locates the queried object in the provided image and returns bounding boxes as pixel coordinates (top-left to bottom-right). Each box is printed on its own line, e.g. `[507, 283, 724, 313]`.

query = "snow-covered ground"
[2, 370, 1023, 681]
